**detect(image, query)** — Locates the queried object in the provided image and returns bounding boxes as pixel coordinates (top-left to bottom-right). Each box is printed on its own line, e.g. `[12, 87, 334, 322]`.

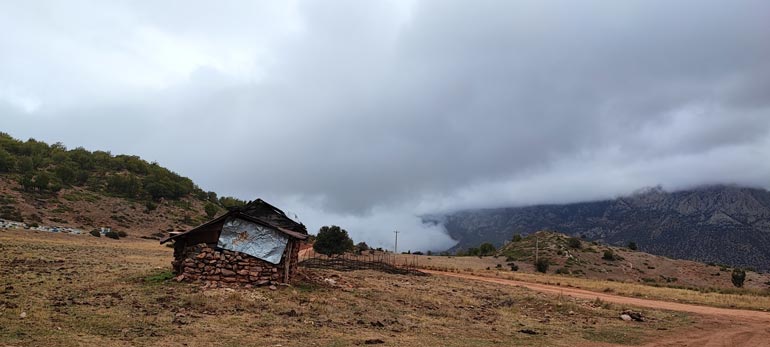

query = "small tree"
[89, 230, 101, 237]
[0, 148, 15, 172]
[511, 234, 522, 242]
[627, 241, 638, 251]
[602, 249, 616, 261]
[355, 241, 370, 252]
[313, 225, 354, 257]
[535, 258, 550, 273]
[478, 242, 496, 256]
[567, 237, 582, 249]
[732, 268, 746, 288]
[509, 262, 519, 271]
[204, 202, 219, 218]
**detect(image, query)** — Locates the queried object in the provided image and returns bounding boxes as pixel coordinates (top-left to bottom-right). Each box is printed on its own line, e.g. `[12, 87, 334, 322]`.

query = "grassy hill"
[0, 132, 245, 237]
[497, 231, 770, 291]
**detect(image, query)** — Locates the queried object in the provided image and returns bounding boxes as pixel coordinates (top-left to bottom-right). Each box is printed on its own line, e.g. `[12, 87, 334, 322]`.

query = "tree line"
[0, 133, 245, 208]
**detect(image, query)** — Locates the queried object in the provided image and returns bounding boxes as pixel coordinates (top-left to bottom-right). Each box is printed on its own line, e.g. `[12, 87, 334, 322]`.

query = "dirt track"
[424, 270, 770, 347]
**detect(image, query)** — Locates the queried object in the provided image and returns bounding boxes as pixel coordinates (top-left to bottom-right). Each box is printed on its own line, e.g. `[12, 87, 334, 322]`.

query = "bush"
[627, 241, 638, 250]
[732, 269, 746, 288]
[603, 250, 616, 261]
[508, 262, 519, 271]
[89, 229, 101, 237]
[535, 258, 550, 273]
[105, 231, 120, 239]
[478, 242, 496, 256]
[313, 225, 354, 257]
[117, 230, 128, 237]
[204, 202, 219, 218]
[511, 234, 522, 242]
[355, 242, 370, 252]
[555, 267, 570, 275]
[567, 237, 582, 249]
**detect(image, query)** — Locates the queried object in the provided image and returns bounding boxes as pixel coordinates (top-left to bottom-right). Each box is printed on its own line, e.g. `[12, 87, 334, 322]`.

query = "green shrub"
[89, 229, 101, 237]
[117, 230, 127, 237]
[602, 250, 616, 261]
[478, 242, 496, 256]
[627, 241, 638, 250]
[732, 269, 746, 288]
[508, 262, 519, 271]
[105, 231, 120, 239]
[144, 270, 174, 284]
[567, 237, 582, 249]
[511, 234, 522, 242]
[555, 267, 570, 275]
[204, 202, 219, 218]
[535, 258, 550, 273]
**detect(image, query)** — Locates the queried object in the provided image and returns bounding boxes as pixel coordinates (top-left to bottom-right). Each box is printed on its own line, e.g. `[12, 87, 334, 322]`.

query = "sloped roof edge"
[159, 211, 307, 244]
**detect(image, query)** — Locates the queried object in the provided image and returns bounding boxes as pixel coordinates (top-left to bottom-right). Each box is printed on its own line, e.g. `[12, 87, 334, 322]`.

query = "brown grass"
[410, 257, 770, 312]
[0, 230, 692, 346]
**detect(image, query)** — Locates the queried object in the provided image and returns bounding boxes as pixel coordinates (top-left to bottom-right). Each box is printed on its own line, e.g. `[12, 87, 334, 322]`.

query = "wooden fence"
[299, 249, 426, 276]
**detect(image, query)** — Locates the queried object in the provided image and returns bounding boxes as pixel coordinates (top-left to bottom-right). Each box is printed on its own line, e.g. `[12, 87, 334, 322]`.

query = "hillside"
[497, 231, 770, 290]
[0, 133, 245, 237]
[434, 185, 770, 271]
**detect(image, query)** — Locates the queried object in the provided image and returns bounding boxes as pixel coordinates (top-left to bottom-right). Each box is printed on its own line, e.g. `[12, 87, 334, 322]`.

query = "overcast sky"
[2, 1, 770, 251]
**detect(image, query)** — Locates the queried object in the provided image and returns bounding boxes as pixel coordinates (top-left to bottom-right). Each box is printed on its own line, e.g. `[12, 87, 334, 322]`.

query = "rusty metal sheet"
[217, 217, 288, 264]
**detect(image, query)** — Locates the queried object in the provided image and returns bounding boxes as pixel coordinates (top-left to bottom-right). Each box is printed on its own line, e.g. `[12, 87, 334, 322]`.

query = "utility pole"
[535, 234, 539, 264]
[393, 230, 400, 254]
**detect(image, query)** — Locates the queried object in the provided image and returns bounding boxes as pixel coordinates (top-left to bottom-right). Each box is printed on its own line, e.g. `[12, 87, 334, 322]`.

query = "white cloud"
[2, 0, 770, 251]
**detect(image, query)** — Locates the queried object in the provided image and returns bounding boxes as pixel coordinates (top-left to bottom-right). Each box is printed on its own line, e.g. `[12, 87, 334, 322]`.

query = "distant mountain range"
[432, 185, 770, 271]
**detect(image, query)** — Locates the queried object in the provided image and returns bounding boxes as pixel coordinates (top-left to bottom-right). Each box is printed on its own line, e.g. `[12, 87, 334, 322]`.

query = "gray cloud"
[2, 0, 770, 251]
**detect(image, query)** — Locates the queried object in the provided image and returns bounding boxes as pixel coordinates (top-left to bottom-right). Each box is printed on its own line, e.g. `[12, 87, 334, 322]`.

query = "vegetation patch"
[143, 269, 175, 284]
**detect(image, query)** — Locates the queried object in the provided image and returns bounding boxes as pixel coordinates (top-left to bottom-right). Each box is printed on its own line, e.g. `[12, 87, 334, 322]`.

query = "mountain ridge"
[435, 184, 770, 271]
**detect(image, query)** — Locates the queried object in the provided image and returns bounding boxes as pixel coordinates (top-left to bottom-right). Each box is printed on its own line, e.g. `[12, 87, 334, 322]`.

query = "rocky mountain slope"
[434, 185, 770, 271]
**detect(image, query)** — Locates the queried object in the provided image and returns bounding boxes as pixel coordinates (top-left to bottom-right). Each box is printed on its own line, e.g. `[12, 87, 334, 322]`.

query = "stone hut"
[160, 199, 308, 286]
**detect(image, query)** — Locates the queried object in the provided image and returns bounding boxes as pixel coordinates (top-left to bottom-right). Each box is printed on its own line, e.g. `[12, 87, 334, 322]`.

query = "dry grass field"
[0, 229, 693, 347]
[382, 253, 770, 312]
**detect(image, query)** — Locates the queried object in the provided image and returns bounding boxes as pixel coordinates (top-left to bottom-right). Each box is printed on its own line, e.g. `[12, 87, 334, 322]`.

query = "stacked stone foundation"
[172, 243, 300, 287]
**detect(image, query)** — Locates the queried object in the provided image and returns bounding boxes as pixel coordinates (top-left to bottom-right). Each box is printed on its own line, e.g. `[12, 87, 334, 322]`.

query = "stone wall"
[171, 241, 301, 287]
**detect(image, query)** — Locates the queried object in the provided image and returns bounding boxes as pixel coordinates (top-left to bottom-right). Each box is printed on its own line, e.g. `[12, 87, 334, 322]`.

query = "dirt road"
[424, 270, 770, 347]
